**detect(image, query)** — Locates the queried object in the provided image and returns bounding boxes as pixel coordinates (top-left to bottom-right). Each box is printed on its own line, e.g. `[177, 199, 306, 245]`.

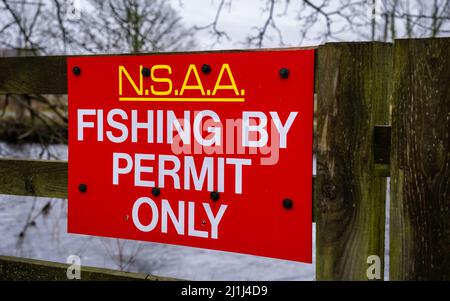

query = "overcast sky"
[171, 0, 450, 50]
[171, 0, 314, 50]
[4, 0, 446, 53]
[65, 0, 450, 51]
[72, 0, 315, 50]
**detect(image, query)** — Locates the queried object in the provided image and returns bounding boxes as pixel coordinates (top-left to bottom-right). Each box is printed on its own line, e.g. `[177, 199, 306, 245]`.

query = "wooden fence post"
[315, 42, 392, 280]
[390, 38, 450, 280]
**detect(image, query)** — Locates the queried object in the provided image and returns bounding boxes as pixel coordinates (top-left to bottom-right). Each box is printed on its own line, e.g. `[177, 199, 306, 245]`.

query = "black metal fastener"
[279, 68, 289, 79]
[152, 187, 161, 197]
[72, 66, 81, 76]
[283, 198, 293, 209]
[78, 183, 87, 193]
[201, 64, 212, 74]
[142, 67, 151, 77]
[210, 191, 220, 201]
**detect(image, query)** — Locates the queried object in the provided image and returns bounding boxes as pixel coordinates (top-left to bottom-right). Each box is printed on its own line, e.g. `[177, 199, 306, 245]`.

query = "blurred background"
[0, 0, 448, 280]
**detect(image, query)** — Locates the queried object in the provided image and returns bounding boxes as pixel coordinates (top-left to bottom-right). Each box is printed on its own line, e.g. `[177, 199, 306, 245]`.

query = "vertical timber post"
[315, 42, 392, 280]
[390, 38, 450, 280]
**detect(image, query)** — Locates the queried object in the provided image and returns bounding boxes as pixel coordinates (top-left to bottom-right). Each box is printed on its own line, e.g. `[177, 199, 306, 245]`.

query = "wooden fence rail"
[0, 255, 177, 281]
[0, 38, 448, 281]
[315, 42, 391, 280]
[390, 38, 449, 280]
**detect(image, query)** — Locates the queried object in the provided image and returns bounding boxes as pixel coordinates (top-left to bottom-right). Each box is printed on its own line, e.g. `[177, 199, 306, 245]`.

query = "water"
[0, 142, 315, 280]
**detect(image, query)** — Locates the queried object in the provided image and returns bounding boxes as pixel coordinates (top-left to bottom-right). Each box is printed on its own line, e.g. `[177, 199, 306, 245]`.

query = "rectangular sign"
[68, 49, 314, 263]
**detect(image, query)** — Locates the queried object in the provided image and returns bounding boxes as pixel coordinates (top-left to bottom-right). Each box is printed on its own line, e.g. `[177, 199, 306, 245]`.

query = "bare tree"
[194, 0, 232, 46]
[198, 0, 450, 47]
[100, 239, 143, 271]
[1, 0, 197, 54]
[0, 0, 197, 149]
[66, 0, 197, 53]
[0, 0, 199, 273]
[0, 0, 45, 53]
[340, 0, 450, 42]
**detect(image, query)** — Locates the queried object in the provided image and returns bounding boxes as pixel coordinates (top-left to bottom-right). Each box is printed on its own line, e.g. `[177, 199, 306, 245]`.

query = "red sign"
[68, 49, 314, 263]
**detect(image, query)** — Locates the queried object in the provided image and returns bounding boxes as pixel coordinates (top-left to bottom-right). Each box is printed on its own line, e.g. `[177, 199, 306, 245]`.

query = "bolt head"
[283, 198, 293, 209]
[142, 67, 151, 77]
[152, 187, 161, 197]
[210, 191, 220, 201]
[201, 64, 212, 74]
[279, 68, 289, 79]
[72, 66, 81, 76]
[78, 183, 87, 193]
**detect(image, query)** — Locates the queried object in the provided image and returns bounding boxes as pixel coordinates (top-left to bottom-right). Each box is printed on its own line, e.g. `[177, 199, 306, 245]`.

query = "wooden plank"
[0, 47, 317, 95]
[390, 38, 450, 280]
[0, 255, 178, 281]
[0, 158, 67, 198]
[315, 42, 392, 280]
[0, 56, 67, 94]
[0, 158, 324, 223]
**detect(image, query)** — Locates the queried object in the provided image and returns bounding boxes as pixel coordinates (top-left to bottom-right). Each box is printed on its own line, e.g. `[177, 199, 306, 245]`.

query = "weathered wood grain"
[0, 56, 67, 94]
[390, 38, 450, 280]
[0, 158, 67, 198]
[315, 42, 392, 280]
[0, 158, 324, 224]
[0, 255, 178, 281]
[0, 47, 317, 95]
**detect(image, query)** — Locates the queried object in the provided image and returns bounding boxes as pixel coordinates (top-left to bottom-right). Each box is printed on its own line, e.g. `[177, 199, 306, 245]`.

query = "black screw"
[72, 66, 81, 76]
[78, 183, 87, 193]
[279, 68, 289, 79]
[210, 191, 220, 201]
[142, 67, 151, 77]
[201, 64, 212, 74]
[283, 198, 293, 209]
[152, 187, 161, 197]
